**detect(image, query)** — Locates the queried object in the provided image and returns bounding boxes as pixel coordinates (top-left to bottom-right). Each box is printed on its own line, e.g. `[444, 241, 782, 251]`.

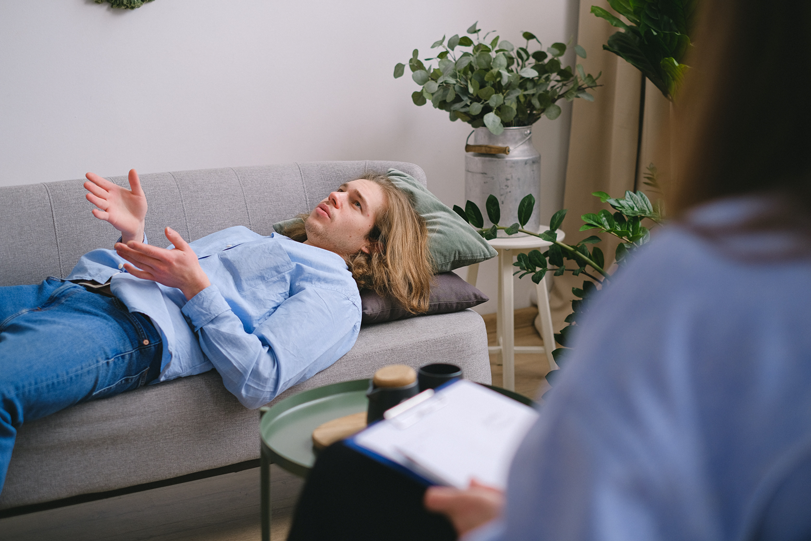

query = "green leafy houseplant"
[455, 166, 664, 384]
[591, 0, 695, 99]
[94, 0, 154, 8]
[394, 22, 601, 135]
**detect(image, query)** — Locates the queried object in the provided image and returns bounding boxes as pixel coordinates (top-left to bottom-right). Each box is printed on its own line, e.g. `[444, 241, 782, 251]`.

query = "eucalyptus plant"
[454, 165, 664, 384]
[394, 22, 601, 135]
[592, 0, 695, 99]
[94, 0, 154, 8]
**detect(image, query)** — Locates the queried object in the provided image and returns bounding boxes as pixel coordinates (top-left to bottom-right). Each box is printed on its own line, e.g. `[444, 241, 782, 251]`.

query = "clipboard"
[347, 380, 539, 490]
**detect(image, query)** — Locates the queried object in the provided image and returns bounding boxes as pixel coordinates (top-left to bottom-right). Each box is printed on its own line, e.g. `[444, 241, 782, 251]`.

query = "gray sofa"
[0, 160, 491, 513]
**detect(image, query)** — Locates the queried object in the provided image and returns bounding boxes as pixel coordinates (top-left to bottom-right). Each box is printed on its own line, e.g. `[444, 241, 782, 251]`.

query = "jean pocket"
[91, 366, 150, 400]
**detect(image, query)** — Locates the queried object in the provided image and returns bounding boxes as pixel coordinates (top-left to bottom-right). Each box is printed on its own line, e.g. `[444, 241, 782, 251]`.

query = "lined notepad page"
[353, 380, 539, 489]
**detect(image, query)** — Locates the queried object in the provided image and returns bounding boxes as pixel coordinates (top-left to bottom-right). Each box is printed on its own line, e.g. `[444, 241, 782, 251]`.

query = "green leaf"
[548, 42, 566, 57]
[529, 250, 546, 268]
[469, 102, 483, 115]
[412, 49, 419, 59]
[488, 93, 504, 108]
[452, 204, 468, 222]
[548, 244, 564, 267]
[550, 208, 567, 231]
[476, 86, 494, 101]
[475, 52, 492, 69]
[412, 91, 427, 106]
[615, 242, 628, 262]
[484, 225, 498, 240]
[431, 35, 445, 49]
[497, 40, 514, 52]
[458, 36, 474, 47]
[592, 246, 605, 268]
[393, 63, 405, 79]
[497, 104, 516, 122]
[539, 230, 556, 242]
[519, 67, 538, 78]
[517, 194, 535, 227]
[456, 55, 474, 70]
[544, 104, 562, 120]
[483, 112, 504, 135]
[531, 269, 547, 284]
[424, 80, 438, 94]
[554, 266, 566, 276]
[522, 31, 537, 41]
[592, 191, 611, 203]
[590, 6, 629, 30]
[505, 222, 520, 235]
[467, 21, 479, 34]
[572, 287, 585, 298]
[485, 194, 500, 224]
[448, 34, 460, 51]
[575, 44, 587, 58]
[412, 70, 430, 85]
[465, 200, 484, 228]
[492, 53, 508, 70]
[580, 235, 601, 244]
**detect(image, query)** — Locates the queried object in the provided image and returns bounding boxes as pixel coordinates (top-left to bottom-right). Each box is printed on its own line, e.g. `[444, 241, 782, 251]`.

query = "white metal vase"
[464, 126, 540, 237]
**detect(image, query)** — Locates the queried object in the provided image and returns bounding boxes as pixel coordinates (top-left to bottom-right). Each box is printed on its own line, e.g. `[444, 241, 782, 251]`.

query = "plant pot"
[464, 126, 540, 237]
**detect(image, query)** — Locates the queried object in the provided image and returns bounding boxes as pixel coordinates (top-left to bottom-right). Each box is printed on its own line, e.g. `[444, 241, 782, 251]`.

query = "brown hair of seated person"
[284, 173, 434, 314]
[674, 0, 811, 218]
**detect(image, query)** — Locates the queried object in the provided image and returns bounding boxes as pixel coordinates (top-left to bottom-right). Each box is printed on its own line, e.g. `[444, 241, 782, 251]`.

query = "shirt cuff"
[181, 285, 231, 331]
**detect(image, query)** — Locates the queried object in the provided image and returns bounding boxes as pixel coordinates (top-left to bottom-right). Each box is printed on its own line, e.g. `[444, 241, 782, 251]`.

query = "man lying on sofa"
[0, 168, 434, 494]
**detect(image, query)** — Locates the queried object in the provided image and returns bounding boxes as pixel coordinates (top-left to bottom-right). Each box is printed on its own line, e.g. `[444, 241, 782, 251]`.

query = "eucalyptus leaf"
[519, 67, 539, 78]
[424, 80, 439, 94]
[393, 63, 405, 79]
[469, 102, 483, 115]
[477, 86, 495, 100]
[575, 44, 587, 58]
[412, 91, 427, 106]
[458, 36, 474, 47]
[483, 112, 504, 135]
[548, 42, 566, 57]
[488, 93, 504, 108]
[498, 40, 514, 52]
[431, 35, 445, 49]
[412, 70, 430, 85]
[467, 21, 479, 34]
[448, 34, 460, 50]
[544, 103, 562, 119]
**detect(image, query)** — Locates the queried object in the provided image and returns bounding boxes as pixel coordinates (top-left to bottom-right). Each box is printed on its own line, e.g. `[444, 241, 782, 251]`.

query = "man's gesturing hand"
[85, 169, 147, 244]
[115, 227, 211, 301]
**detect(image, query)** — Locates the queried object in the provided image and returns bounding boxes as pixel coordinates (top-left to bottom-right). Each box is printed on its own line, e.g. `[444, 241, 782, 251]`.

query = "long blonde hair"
[284, 173, 434, 313]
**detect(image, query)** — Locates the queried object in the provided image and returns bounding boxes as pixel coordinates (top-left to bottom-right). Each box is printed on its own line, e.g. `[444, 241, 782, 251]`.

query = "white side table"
[466, 227, 565, 391]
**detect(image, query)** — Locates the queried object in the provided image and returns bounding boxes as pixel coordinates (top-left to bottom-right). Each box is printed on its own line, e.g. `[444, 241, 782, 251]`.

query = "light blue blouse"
[68, 226, 361, 409]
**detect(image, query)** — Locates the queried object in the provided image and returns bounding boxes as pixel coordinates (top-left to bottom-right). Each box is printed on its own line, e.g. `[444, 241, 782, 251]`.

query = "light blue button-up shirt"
[67, 226, 362, 409]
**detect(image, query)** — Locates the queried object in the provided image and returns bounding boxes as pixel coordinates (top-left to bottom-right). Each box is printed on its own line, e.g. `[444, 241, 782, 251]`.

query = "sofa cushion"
[360, 272, 488, 325]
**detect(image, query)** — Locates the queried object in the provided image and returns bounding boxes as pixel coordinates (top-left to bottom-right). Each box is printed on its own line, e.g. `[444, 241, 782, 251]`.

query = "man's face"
[303, 179, 387, 257]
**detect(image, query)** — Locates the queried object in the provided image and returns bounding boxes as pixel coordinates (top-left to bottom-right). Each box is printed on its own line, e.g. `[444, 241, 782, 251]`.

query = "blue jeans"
[0, 278, 163, 494]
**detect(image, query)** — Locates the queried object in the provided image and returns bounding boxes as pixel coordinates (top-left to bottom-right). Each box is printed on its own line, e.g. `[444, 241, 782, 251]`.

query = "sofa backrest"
[0, 161, 426, 286]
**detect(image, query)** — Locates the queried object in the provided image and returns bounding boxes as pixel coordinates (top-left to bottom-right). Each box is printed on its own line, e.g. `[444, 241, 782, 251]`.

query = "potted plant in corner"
[395, 22, 600, 236]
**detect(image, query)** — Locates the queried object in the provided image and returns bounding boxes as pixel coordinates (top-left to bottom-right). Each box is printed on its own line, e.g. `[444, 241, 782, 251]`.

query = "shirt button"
[118, 263, 124, 269]
[143, 339, 150, 346]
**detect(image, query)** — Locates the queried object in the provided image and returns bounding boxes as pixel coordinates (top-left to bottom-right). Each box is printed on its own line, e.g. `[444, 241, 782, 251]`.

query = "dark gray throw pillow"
[361, 272, 488, 325]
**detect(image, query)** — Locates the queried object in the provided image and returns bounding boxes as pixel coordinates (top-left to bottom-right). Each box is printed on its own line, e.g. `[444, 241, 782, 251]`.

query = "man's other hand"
[85, 169, 147, 244]
[115, 227, 211, 300]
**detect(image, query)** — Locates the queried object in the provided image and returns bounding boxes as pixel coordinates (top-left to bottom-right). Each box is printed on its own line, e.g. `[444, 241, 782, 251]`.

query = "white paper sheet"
[352, 380, 538, 489]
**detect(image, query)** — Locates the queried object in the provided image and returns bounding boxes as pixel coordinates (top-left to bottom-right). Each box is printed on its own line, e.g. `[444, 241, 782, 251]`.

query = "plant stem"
[493, 226, 611, 280]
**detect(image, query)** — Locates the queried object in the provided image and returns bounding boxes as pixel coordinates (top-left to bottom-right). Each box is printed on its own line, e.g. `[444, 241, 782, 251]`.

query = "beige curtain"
[545, 0, 676, 332]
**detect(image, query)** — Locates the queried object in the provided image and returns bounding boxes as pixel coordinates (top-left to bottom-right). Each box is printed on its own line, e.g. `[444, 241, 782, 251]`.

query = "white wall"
[0, 0, 579, 313]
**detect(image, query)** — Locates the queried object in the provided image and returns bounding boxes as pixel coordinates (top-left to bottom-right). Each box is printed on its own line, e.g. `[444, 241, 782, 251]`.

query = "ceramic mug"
[417, 363, 463, 391]
[366, 365, 419, 424]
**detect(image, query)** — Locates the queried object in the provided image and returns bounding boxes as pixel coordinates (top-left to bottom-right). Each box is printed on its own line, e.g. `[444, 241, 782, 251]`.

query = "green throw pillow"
[272, 169, 496, 272]
[385, 168, 496, 272]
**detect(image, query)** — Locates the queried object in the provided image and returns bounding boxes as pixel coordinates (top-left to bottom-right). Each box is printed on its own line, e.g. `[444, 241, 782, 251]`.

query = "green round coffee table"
[259, 378, 534, 540]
